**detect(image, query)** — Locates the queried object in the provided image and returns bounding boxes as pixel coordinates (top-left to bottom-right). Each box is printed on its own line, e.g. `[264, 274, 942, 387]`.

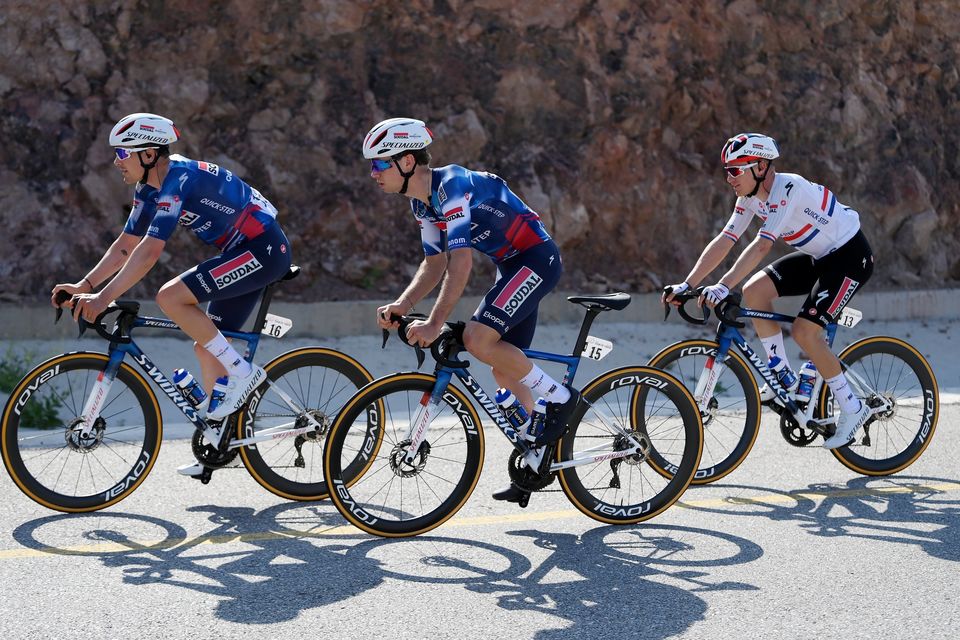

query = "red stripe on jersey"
[783, 224, 813, 242]
[820, 188, 831, 211]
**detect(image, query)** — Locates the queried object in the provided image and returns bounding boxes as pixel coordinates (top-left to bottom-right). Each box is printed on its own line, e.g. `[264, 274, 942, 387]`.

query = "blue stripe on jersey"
[791, 228, 820, 247]
[826, 194, 837, 217]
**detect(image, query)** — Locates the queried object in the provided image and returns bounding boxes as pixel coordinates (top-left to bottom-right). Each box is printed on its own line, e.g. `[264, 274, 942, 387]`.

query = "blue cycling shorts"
[181, 224, 292, 331]
[472, 239, 562, 349]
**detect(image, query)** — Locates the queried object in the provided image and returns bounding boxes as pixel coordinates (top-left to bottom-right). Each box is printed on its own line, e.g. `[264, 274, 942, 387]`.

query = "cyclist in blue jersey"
[363, 117, 582, 503]
[51, 113, 292, 474]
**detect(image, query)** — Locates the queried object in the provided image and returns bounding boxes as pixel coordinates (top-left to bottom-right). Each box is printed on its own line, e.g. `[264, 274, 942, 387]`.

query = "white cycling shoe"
[206, 365, 266, 421]
[823, 401, 871, 449]
[177, 462, 206, 477]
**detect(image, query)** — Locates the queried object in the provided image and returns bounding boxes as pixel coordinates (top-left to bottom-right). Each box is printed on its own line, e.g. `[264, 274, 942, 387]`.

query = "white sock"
[761, 333, 791, 370]
[519, 364, 570, 404]
[203, 333, 252, 378]
[825, 373, 861, 414]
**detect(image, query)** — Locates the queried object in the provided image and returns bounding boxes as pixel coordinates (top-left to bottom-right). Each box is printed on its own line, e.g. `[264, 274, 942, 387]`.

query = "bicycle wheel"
[558, 366, 703, 525]
[238, 347, 374, 500]
[1, 352, 162, 513]
[324, 373, 485, 537]
[818, 336, 939, 475]
[646, 340, 761, 484]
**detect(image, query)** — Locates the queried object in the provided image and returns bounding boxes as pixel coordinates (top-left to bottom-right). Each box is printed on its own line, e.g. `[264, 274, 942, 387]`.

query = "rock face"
[2, 0, 958, 302]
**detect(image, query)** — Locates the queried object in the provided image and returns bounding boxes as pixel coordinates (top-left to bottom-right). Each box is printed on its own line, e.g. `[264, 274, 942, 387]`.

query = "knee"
[462, 325, 495, 359]
[742, 276, 772, 305]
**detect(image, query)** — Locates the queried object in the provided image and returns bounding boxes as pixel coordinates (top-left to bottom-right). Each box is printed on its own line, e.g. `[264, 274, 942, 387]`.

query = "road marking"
[2, 480, 959, 561]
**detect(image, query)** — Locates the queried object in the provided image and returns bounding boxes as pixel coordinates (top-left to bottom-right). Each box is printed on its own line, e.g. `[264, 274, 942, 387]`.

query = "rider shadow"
[373, 524, 762, 640]
[688, 475, 960, 564]
[12, 502, 383, 625]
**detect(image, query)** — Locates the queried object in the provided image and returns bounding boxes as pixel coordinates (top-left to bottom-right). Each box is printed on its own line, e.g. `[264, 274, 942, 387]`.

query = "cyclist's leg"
[465, 240, 562, 410]
[170, 225, 292, 419]
[794, 231, 874, 447]
[748, 252, 816, 366]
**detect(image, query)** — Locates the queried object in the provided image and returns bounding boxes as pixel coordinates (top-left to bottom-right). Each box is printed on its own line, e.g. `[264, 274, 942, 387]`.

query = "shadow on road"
[12, 506, 762, 636]
[682, 475, 960, 562]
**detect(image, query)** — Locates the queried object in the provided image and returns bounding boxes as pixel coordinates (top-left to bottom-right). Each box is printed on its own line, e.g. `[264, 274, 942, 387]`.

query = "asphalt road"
[2, 402, 959, 640]
[1, 316, 958, 639]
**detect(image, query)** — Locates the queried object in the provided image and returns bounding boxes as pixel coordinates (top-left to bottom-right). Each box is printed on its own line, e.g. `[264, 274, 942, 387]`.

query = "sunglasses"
[114, 148, 156, 160]
[370, 158, 394, 173]
[724, 162, 758, 178]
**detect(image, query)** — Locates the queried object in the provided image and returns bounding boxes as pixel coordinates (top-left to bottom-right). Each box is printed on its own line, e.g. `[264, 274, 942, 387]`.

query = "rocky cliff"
[1, 0, 957, 303]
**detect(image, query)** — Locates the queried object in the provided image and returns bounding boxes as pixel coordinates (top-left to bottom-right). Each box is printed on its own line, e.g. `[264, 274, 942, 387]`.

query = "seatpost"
[250, 281, 280, 333]
[571, 308, 603, 357]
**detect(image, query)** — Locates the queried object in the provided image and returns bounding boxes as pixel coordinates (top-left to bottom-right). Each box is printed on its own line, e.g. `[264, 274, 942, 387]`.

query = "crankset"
[507, 447, 557, 492]
[191, 418, 240, 469]
[779, 411, 818, 447]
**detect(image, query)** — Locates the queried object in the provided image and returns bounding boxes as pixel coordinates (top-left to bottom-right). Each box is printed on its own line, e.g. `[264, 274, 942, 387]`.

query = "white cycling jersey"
[722, 172, 861, 259]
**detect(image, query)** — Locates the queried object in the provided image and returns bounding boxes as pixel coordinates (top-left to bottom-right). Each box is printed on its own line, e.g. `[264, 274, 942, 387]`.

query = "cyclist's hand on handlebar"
[661, 282, 690, 306]
[71, 292, 110, 323]
[405, 318, 442, 348]
[50, 282, 87, 309]
[377, 301, 409, 329]
[699, 283, 729, 308]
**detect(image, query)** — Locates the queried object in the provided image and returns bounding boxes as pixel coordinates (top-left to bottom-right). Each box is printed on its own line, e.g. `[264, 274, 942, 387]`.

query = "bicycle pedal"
[200, 467, 214, 484]
[518, 492, 530, 508]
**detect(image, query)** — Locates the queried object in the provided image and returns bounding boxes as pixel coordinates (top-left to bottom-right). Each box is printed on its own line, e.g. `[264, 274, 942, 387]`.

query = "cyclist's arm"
[85, 232, 142, 288]
[96, 236, 167, 303]
[716, 236, 774, 289]
[682, 234, 737, 287]
[50, 232, 140, 305]
[427, 247, 472, 327]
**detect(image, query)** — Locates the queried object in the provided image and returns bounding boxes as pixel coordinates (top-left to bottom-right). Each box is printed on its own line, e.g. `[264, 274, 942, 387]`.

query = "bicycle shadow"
[11, 502, 380, 624]
[685, 475, 960, 563]
[356, 524, 762, 639]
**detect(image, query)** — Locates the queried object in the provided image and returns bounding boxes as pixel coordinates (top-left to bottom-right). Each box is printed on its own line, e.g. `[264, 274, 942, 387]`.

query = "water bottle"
[768, 356, 797, 390]
[526, 398, 548, 443]
[795, 361, 817, 403]
[207, 376, 229, 417]
[172, 368, 207, 408]
[495, 388, 532, 438]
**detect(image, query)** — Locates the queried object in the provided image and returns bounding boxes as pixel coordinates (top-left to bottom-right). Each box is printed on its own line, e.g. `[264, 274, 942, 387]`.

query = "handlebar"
[661, 286, 746, 329]
[381, 314, 470, 370]
[54, 290, 134, 343]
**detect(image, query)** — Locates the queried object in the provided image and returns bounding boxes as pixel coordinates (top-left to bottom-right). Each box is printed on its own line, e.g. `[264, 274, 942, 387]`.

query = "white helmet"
[720, 133, 779, 165]
[362, 117, 433, 159]
[109, 113, 180, 149]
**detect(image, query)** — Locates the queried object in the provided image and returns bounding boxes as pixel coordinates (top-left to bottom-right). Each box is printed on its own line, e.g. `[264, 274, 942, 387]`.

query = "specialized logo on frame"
[493, 267, 543, 317]
[211, 251, 262, 289]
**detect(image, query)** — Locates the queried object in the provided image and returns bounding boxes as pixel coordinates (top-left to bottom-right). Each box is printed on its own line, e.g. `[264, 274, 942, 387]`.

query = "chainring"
[779, 411, 819, 447]
[507, 447, 557, 492]
[191, 418, 240, 468]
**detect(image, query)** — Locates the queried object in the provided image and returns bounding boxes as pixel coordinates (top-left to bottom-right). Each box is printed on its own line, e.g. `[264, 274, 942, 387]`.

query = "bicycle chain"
[507, 447, 557, 492]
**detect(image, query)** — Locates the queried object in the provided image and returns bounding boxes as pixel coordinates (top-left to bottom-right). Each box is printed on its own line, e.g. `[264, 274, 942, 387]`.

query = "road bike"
[646, 289, 938, 484]
[1, 266, 376, 512]
[323, 293, 704, 537]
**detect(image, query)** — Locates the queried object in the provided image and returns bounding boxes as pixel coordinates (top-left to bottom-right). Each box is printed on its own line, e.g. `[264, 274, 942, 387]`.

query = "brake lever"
[54, 290, 72, 324]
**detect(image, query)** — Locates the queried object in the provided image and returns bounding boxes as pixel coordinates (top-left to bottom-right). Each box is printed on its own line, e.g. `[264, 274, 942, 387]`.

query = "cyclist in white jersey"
[663, 133, 874, 448]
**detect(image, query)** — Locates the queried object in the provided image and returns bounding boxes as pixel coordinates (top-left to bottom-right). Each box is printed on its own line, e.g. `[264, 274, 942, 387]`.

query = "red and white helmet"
[109, 113, 180, 149]
[720, 133, 779, 165]
[362, 117, 433, 159]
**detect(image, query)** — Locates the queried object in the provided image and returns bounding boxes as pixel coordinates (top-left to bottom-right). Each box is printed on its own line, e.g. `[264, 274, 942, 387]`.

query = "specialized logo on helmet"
[722, 132, 780, 164]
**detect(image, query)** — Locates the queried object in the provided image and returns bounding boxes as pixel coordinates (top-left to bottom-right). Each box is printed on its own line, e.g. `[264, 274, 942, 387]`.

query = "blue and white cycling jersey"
[410, 165, 551, 263]
[123, 155, 278, 252]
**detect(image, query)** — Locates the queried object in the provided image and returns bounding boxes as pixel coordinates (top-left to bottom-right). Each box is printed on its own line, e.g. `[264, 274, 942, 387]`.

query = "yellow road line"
[2, 480, 958, 561]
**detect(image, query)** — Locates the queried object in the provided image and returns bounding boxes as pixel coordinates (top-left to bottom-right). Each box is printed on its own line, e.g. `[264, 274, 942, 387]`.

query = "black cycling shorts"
[181, 224, 292, 331]
[472, 240, 562, 349]
[763, 230, 874, 328]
